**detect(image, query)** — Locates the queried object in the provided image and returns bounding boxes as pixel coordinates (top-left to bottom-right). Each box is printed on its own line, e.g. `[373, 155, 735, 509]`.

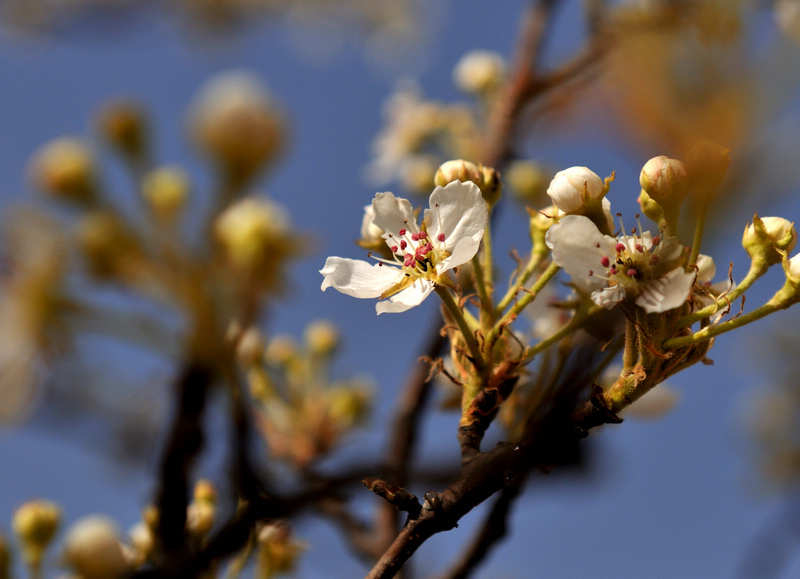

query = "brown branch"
[434, 477, 526, 579]
[155, 363, 214, 561]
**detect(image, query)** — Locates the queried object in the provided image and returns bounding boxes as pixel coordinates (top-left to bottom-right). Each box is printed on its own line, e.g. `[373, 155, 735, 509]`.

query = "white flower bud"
[546, 166, 603, 213]
[743, 215, 797, 267]
[453, 50, 506, 94]
[188, 71, 285, 182]
[787, 253, 800, 280]
[434, 159, 482, 188]
[62, 516, 130, 579]
[639, 156, 688, 202]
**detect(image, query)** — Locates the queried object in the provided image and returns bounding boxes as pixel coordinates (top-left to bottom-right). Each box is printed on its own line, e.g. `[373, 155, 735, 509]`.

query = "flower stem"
[665, 286, 796, 349]
[622, 317, 636, 372]
[435, 285, 486, 371]
[525, 302, 599, 358]
[687, 199, 709, 267]
[495, 247, 548, 315]
[676, 261, 766, 328]
[485, 261, 560, 350]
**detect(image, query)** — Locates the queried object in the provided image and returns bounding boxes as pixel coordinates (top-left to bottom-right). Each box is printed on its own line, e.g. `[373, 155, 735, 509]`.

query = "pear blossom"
[546, 166, 604, 213]
[320, 181, 488, 314]
[545, 214, 696, 314]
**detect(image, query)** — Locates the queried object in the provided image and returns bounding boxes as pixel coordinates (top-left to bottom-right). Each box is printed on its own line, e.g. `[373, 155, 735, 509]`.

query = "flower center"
[597, 216, 662, 294]
[370, 223, 450, 282]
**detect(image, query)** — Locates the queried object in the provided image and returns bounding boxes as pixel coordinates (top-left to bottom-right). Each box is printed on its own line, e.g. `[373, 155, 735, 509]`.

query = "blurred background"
[2, 0, 800, 577]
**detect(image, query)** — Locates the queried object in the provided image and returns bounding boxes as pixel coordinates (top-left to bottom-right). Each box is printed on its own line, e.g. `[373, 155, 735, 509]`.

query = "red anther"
[399, 229, 406, 236]
[403, 254, 414, 267]
[652, 236, 661, 245]
[627, 268, 637, 277]
[400, 240, 408, 250]
[391, 245, 398, 253]
[437, 233, 445, 242]
[411, 233, 420, 241]
[601, 256, 610, 268]
[418, 231, 427, 239]
[616, 243, 626, 253]
[635, 244, 644, 253]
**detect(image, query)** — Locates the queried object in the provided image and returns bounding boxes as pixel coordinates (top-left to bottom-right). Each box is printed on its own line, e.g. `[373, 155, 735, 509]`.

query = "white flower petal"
[592, 286, 626, 309]
[695, 254, 716, 283]
[545, 215, 614, 293]
[372, 192, 418, 237]
[376, 281, 433, 314]
[437, 234, 481, 273]
[320, 257, 401, 298]
[425, 181, 488, 253]
[635, 267, 694, 313]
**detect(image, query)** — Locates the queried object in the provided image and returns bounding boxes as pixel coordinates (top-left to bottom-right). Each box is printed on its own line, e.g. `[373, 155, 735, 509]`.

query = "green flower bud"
[12, 500, 61, 569]
[141, 166, 189, 221]
[96, 100, 148, 161]
[304, 320, 340, 356]
[28, 138, 98, 205]
[743, 215, 797, 268]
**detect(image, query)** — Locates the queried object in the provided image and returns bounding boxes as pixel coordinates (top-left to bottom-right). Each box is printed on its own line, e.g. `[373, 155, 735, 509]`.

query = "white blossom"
[320, 181, 488, 314]
[546, 166, 604, 213]
[545, 214, 695, 314]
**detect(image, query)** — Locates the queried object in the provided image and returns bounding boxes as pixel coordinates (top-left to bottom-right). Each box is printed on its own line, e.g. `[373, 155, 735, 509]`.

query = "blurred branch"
[155, 363, 214, 561]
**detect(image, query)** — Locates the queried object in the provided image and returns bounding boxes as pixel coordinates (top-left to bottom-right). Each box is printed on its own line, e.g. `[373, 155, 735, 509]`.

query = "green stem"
[495, 247, 548, 315]
[622, 317, 636, 372]
[471, 252, 493, 325]
[435, 285, 486, 371]
[677, 261, 766, 328]
[525, 303, 600, 358]
[687, 199, 709, 267]
[665, 295, 788, 350]
[485, 261, 560, 350]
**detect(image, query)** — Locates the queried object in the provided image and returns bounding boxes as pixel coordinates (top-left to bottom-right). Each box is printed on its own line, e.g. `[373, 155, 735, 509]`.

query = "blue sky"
[1, 1, 799, 577]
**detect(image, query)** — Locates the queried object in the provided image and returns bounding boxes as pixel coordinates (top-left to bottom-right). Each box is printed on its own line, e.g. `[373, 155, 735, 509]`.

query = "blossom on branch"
[546, 214, 696, 314]
[320, 181, 488, 314]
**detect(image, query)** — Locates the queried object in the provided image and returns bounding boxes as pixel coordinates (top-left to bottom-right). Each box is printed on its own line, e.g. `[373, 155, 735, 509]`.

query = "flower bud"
[434, 160, 481, 189]
[638, 189, 666, 226]
[62, 516, 130, 579]
[786, 253, 800, 281]
[328, 384, 371, 429]
[304, 320, 340, 356]
[256, 521, 305, 576]
[214, 197, 296, 283]
[400, 155, 439, 195]
[546, 166, 604, 213]
[28, 138, 98, 204]
[12, 500, 61, 568]
[141, 166, 189, 221]
[236, 326, 266, 367]
[264, 335, 298, 367]
[452, 50, 506, 94]
[187, 480, 217, 539]
[77, 211, 142, 280]
[188, 71, 285, 184]
[96, 100, 147, 161]
[434, 160, 502, 206]
[686, 139, 730, 198]
[127, 522, 154, 565]
[506, 160, 550, 205]
[743, 215, 798, 268]
[639, 156, 688, 203]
